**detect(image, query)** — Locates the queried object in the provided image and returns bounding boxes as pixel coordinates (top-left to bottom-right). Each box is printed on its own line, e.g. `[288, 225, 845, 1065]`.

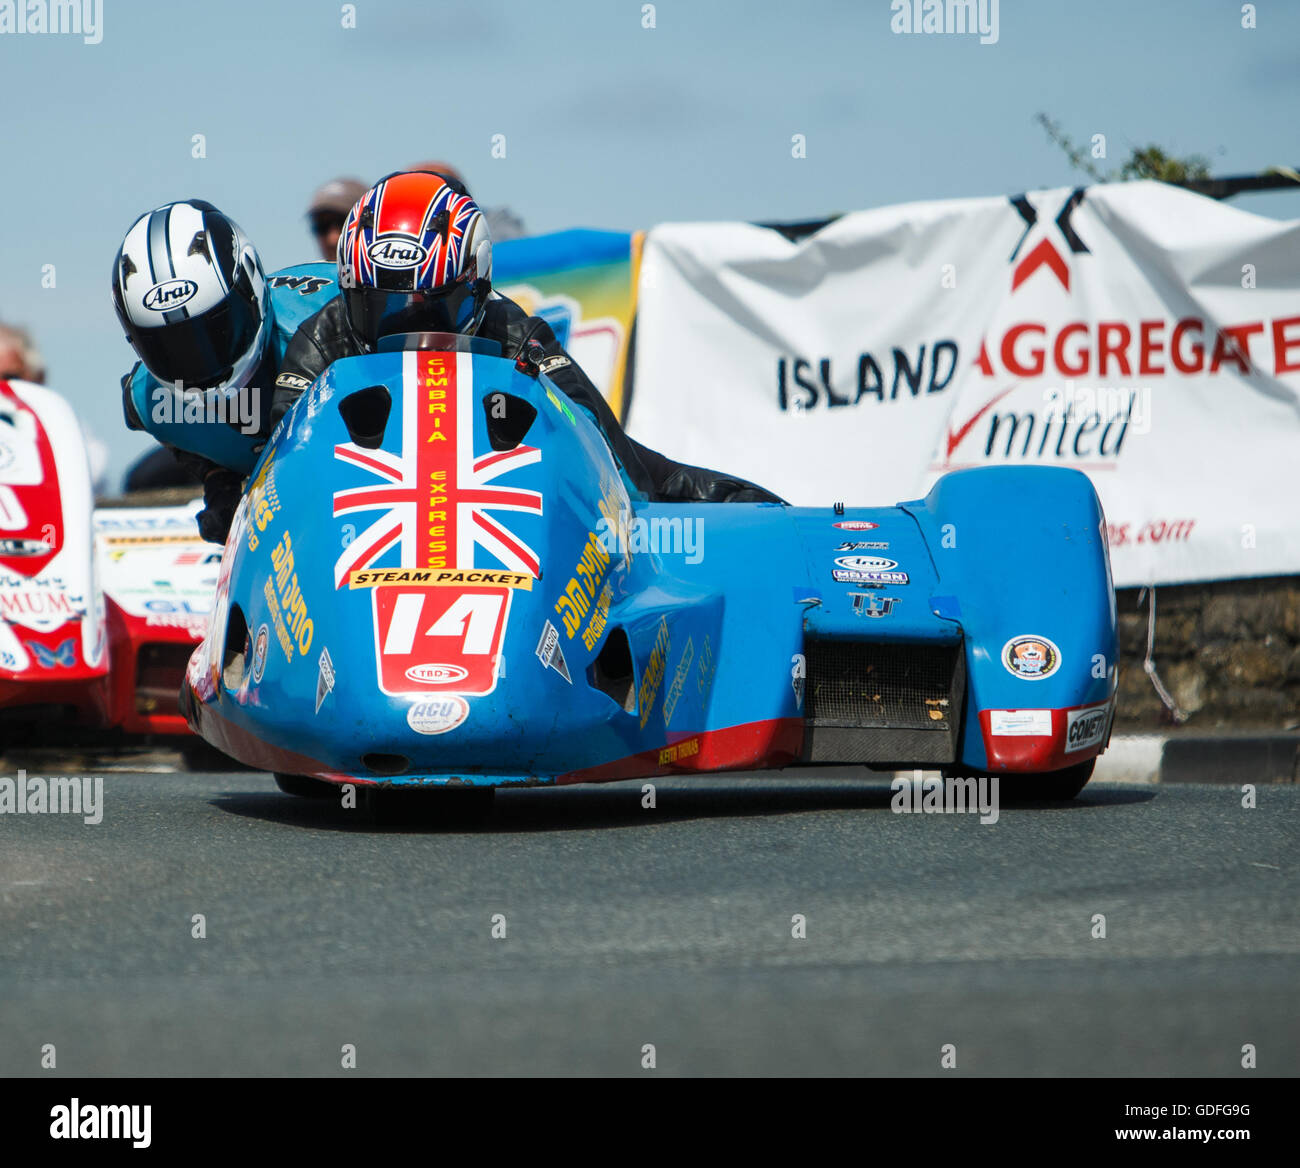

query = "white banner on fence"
[627, 181, 1300, 586]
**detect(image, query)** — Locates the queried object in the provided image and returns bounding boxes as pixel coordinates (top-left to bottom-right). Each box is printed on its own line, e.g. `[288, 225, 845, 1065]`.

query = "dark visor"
[132, 295, 261, 390]
[345, 283, 478, 351]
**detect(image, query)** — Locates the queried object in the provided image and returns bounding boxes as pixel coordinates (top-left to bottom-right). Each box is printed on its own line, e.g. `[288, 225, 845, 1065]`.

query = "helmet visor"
[345, 282, 479, 350]
[132, 294, 262, 390]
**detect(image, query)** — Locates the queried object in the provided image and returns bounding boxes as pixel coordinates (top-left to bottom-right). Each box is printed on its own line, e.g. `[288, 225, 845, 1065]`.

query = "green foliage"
[1035, 114, 1211, 184]
[1116, 145, 1211, 183]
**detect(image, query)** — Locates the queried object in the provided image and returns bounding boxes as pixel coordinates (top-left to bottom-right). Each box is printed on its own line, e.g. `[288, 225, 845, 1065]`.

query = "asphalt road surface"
[1, 765, 1296, 1076]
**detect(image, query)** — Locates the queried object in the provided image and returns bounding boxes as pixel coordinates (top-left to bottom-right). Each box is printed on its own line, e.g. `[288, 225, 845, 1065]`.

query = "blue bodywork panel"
[184, 342, 1118, 787]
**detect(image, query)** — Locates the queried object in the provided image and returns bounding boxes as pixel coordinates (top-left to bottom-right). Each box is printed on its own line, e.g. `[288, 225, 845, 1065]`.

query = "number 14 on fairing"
[373, 586, 512, 696]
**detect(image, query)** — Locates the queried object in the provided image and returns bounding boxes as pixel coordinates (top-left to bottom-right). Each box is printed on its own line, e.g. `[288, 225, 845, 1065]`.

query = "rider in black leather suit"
[270, 292, 782, 507]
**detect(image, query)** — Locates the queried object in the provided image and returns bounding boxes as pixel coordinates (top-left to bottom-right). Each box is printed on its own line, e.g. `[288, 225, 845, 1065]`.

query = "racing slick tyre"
[182, 740, 249, 772]
[274, 773, 339, 799]
[363, 785, 496, 827]
[995, 759, 1096, 802]
[941, 758, 1095, 802]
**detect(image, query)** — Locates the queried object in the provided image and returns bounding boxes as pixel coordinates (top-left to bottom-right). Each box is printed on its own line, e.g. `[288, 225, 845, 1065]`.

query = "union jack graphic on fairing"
[331, 351, 543, 589]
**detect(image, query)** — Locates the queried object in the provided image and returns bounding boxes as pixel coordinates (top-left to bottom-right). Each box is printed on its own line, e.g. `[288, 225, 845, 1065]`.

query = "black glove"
[196, 468, 243, 545]
[270, 371, 314, 431]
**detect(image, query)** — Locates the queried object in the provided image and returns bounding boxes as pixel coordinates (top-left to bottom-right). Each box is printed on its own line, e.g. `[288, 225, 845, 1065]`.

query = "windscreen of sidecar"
[375, 332, 503, 357]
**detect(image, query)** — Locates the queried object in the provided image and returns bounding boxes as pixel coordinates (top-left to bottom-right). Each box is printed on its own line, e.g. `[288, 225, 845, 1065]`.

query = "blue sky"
[1, 0, 1296, 486]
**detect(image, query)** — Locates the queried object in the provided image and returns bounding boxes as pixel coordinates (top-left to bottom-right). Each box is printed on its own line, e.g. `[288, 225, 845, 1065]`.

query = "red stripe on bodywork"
[417, 351, 457, 567]
[184, 686, 340, 777]
[979, 697, 1115, 772]
[334, 444, 401, 481]
[557, 718, 805, 785]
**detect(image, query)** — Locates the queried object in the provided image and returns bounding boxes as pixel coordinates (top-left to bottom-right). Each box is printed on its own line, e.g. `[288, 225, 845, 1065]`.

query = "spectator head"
[0, 324, 45, 383]
[407, 161, 470, 195]
[408, 161, 526, 241]
[307, 177, 367, 261]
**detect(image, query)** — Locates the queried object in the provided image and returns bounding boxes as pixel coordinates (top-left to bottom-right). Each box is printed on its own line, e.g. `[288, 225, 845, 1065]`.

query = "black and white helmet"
[111, 200, 270, 391]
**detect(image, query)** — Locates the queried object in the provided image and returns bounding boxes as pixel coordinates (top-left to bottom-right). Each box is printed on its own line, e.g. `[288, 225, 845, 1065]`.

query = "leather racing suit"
[270, 293, 783, 506]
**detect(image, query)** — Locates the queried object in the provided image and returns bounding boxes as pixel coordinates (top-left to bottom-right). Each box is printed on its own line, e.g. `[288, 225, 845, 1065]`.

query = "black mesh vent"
[805, 640, 959, 731]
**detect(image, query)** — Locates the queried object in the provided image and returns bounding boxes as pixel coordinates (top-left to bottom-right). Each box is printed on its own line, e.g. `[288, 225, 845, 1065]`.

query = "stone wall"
[1116, 577, 1300, 730]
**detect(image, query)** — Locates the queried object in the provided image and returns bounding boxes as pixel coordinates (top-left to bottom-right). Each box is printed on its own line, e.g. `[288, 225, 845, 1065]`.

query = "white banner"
[627, 181, 1300, 586]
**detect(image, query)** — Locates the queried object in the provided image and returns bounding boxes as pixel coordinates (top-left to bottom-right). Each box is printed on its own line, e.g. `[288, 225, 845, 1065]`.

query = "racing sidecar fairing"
[0, 377, 217, 743]
[183, 334, 1119, 797]
[95, 499, 223, 736]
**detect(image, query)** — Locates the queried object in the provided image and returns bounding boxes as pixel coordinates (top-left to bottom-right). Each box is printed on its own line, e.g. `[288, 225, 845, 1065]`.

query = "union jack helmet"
[337, 171, 493, 351]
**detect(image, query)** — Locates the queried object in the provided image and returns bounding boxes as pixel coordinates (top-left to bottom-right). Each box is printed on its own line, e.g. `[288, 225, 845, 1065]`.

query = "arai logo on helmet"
[405, 662, 470, 685]
[407, 696, 470, 735]
[368, 236, 428, 269]
[834, 555, 897, 572]
[142, 279, 199, 312]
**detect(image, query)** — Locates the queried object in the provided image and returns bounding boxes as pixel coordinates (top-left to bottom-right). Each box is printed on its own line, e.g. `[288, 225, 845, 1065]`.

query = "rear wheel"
[996, 759, 1095, 802]
[941, 758, 1096, 802]
[274, 773, 338, 799]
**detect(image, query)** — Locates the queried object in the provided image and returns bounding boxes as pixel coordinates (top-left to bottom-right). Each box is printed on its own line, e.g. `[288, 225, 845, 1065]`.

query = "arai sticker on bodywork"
[834, 555, 897, 571]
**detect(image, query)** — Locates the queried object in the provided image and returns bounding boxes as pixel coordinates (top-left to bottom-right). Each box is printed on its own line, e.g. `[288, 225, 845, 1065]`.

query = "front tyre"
[274, 773, 338, 799]
[363, 784, 496, 827]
